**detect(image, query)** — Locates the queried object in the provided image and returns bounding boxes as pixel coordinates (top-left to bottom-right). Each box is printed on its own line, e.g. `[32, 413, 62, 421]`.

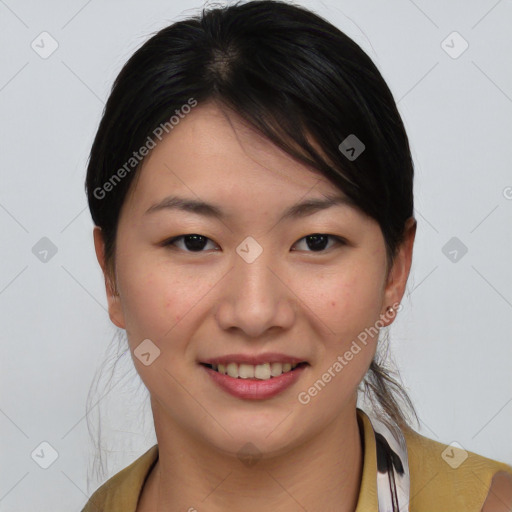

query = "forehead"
[125, 102, 352, 217]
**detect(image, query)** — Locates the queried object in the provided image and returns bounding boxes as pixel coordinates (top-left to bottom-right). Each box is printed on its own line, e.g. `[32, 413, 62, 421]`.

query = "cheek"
[116, 255, 216, 345]
[298, 264, 384, 407]
[313, 261, 385, 334]
[115, 251, 179, 339]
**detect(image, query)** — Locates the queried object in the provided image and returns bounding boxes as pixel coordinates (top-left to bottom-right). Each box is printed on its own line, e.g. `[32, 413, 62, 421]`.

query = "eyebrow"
[144, 194, 355, 223]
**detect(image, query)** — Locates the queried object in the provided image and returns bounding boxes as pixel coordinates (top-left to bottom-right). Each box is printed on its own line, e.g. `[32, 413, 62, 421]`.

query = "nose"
[214, 242, 296, 338]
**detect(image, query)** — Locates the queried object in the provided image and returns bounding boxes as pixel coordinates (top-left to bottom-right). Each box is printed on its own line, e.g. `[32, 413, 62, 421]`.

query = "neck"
[142, 399, 364, 512]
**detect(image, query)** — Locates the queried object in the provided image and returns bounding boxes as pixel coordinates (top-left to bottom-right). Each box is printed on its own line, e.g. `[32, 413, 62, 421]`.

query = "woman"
[81, 1, 512, 510]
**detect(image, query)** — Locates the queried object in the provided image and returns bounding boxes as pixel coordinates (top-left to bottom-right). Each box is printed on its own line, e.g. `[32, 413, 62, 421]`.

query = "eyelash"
[162, 233, 346, 254]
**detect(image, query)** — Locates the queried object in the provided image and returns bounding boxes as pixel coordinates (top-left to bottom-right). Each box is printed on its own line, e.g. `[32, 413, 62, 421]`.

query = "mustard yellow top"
[81, 410, 512, 511]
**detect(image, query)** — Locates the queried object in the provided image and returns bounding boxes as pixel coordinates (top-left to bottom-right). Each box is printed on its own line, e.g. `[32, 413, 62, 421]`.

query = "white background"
[1, 0, 511, 510]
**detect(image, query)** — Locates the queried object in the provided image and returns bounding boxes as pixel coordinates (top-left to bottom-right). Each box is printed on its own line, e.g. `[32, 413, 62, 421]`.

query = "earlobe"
[93, 226, 126, 329]
[381, 217, 417, 326]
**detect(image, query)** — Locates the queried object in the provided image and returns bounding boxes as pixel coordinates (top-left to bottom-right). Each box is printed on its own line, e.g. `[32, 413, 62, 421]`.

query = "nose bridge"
[235, 235, 280, 316]
[236, 239, 275, 300]
[216, 235, 294, 337]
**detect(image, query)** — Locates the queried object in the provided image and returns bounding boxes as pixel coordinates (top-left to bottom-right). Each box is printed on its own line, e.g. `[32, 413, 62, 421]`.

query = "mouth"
[200, 361, 309, 380]
[199, 358, 309, 400]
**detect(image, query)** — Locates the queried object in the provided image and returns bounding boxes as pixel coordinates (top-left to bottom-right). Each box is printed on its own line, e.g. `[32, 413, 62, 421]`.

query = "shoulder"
[402, 426, 512, 512]
[81, 445, 159, 512]
[481, 471, 512, 512]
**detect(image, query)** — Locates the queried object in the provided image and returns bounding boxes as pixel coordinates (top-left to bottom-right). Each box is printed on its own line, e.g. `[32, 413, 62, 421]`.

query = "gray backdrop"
[1, 0, 511, 510]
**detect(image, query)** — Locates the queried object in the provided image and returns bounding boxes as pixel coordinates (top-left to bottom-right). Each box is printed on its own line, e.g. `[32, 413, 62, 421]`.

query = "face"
[94, 101, 415, 458]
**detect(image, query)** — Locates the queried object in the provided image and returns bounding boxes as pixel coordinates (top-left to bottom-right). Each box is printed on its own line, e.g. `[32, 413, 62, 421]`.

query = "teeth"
[226, 362, 237, 378]
[239, 363, 255, 378]
[254, 363, 271, 380]
[270, 362, 282, 377]
[211, 362, 299, 380]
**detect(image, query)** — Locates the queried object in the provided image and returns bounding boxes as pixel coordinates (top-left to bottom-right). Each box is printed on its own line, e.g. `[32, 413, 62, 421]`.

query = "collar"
[357, 408, 411, 512]
[107, 409, 409, 511]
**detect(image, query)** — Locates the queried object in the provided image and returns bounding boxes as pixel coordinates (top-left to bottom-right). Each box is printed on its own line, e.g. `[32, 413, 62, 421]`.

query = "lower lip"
[200, 364, 307, 400]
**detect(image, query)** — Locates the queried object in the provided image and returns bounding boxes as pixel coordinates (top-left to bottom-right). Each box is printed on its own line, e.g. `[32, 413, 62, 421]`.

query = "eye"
[163, 234, 219, 252]
[163, 233, 345, 253]
[292, 234, 345, 253]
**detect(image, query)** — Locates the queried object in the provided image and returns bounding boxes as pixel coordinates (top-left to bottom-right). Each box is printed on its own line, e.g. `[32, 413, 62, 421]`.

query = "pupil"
[184, 234, 207, 251]
[306, 234, 328, 251]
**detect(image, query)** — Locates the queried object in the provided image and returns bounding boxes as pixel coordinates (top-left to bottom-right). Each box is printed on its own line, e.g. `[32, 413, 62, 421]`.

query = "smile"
[200, 361, 309, 400]
[202, 361, 307, 380]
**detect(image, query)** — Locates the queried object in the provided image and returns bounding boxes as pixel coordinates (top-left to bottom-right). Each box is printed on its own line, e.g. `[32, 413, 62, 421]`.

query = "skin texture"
[481, 472, 512, 511]
[94, 101, 416, 512]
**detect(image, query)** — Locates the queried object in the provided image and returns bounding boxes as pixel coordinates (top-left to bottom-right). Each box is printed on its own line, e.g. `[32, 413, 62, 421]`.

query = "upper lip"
[200, 353, 307, 366]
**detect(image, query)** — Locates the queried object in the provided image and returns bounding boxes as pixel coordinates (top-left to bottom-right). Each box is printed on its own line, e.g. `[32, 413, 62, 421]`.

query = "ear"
[380, 217, 416, 326]
[93, 226, 126, 329]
